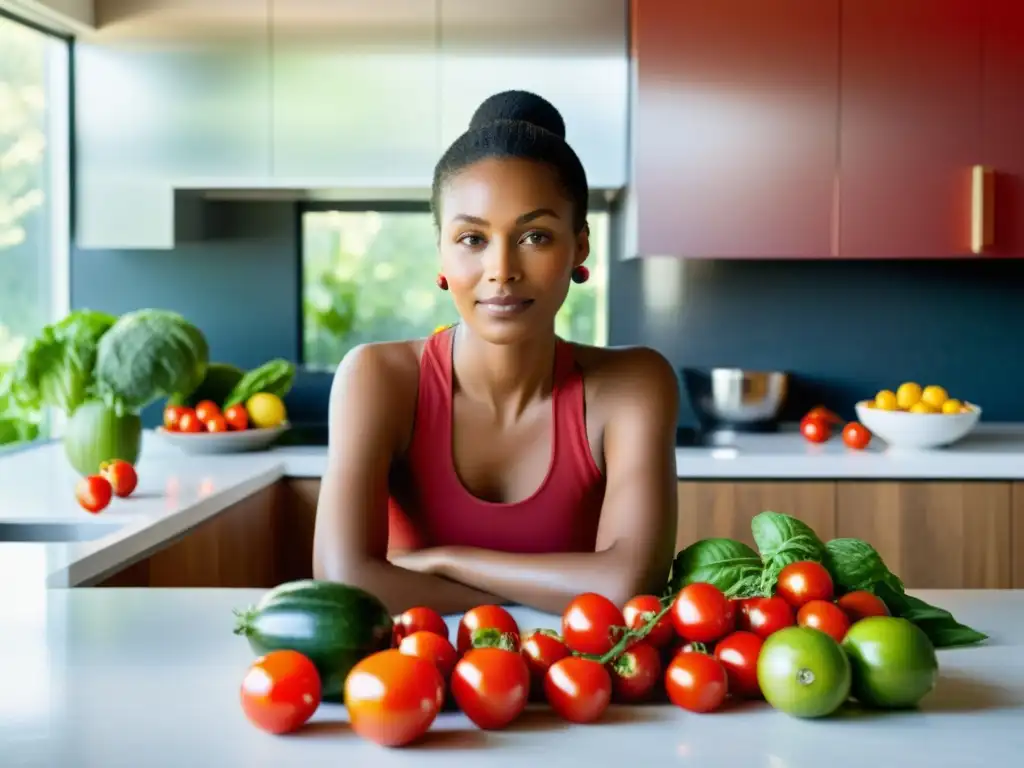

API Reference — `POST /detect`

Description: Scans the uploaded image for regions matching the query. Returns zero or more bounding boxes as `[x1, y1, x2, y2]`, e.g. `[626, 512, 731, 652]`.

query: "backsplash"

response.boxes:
[72, 201, 1024, 428]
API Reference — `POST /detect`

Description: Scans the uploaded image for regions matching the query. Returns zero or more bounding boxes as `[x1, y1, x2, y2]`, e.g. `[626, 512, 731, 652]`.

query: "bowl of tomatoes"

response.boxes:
[158, 399, 289, 454]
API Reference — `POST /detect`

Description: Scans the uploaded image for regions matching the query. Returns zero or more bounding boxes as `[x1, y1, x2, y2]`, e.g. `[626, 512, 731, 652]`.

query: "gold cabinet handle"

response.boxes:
[971, 165, 994, 254]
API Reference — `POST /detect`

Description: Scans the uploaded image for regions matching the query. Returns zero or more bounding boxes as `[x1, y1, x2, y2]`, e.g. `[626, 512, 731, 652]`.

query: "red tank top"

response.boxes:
[387, 327, 606, 554]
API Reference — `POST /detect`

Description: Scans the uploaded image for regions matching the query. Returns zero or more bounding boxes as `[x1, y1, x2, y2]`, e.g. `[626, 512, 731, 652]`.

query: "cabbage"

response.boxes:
[95, 309, 209, 413]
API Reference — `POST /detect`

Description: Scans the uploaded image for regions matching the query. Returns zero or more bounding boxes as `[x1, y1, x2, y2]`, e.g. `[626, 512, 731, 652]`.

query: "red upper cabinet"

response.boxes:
[838, 1, 982, 258]
[632, 0, 840, 259]
[982, 0, 1024, 257]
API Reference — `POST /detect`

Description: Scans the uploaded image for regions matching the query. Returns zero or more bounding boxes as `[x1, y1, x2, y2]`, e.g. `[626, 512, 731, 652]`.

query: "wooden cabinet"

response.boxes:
[1011, 484, 1024, 589]
[632, 0, 840, 258]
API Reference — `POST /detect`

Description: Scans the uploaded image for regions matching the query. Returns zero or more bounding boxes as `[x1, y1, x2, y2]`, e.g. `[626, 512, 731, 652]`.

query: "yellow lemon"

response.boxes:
[896, 382, 922, 410]
[874, 390, 898, 411]
[941, 399, 963, 414]
[909, 401, 937, 414]
[921, 385, 949, 409]
[246, 392, 287, 429]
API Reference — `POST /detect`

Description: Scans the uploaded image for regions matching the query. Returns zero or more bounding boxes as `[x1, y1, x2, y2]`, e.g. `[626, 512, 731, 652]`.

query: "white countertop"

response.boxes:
[1, 588, 1021, 767]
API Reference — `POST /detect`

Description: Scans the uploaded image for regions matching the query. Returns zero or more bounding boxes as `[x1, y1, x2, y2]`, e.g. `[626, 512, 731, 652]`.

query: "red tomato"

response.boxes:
[75, 474, 112, 514]
[457, 605, 519, 653]
[451, 648, 530, 730]
[733, 597, 758, 632]
[224, 403, 249, 431]
[562, 592, 627, 656]
[163, 405, 187, 431]
[194, 400, 220, 423]
[240, 650, 321, 735]
[205, 414, 229, 433]
[800, 415, 831, 444]
[98, 459, 138, 498]
[545, 656, 612, 724]
[670, 583, 735, 644]
[842, 421, 872, 450]
[713, 631, 764, 699]
[805, 406, 842, 425]
[399, 630, 459, 680]
[836, 590, 890, 622]
[177, 410, 201, 433]
[609, 641, 662, 703]
[520, 630, 571, 691]
[745, 596, 795, 639]
[775, 561, 834, 608]
[797, 599, 852, 643]
[344, 649, 444, 747]
[665, 651, 728, 713]
[395, 606, 449, 645]
[622, 594, 674, 649]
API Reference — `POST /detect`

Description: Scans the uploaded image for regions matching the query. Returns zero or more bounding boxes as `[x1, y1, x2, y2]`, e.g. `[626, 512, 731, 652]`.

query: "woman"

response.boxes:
[312, 90, 679, 615]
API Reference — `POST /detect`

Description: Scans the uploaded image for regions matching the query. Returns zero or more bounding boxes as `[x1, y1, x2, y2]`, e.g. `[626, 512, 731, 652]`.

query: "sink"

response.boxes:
[0, 521, 125, 543]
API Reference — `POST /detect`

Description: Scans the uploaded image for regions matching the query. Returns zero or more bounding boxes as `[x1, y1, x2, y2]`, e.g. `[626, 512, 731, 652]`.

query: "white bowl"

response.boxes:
[855, 402, 981, 450]
[155, 423, 290, 454]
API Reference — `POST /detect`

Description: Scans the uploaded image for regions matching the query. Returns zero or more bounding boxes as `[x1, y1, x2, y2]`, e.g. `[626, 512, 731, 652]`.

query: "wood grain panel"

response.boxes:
[836, 482, 1012, 589]
[676, 482, 836, 553]
[1011, 483, 1024, 589]
[277, 479, 320, 583]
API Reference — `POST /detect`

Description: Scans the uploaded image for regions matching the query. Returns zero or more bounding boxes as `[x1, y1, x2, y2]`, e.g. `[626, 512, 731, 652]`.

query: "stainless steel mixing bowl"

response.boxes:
[682, 368, 789, 429]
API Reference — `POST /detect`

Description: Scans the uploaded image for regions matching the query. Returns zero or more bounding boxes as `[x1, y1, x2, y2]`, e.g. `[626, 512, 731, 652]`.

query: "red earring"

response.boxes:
[436, 274, 448, 291]
[571, 265, 590, 284]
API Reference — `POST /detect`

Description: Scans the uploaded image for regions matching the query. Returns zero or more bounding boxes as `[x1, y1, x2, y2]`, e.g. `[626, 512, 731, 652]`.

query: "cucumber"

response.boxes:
[233, 580, 393, 701]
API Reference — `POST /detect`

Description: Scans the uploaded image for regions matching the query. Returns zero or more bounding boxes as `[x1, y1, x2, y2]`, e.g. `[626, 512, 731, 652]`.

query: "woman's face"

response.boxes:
[437, 157, 589, 345]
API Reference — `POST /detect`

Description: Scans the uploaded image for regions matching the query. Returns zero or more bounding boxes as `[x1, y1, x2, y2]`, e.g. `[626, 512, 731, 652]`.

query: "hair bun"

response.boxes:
[468, 90, 566, 139]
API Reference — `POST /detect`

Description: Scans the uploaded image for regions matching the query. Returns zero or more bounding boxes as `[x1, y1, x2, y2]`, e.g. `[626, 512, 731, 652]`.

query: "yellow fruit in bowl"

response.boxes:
[909, 401, 938, 414]
[921, 385, 949, 409]
[246, 392, 287, 429]
[942, 399, 963, 414]
[874, 390, 898, 410]
[896, 382, 922, 410]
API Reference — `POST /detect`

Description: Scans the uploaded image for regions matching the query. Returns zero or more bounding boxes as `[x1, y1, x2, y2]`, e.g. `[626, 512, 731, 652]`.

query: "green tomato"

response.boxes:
[757, 626, 851, 718]
[842, 617, 938, 709]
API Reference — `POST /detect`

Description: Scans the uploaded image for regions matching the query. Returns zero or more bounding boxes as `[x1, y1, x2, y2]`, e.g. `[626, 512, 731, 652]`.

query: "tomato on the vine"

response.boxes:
[836, 590, 889, 622]
[775, 561, 834, 608]
[395, 606, 449, 645]
[609, 641, 662, 703]
[399, 630, 459, 680]
[800, 415, 831, 444]
[451, 648, 530, 730]
[745, 596, 795, 639]
[457, 605, 519, 653]
[622, 594, 674, 648]
[670, 583, 735, 644]
[99, 459, 138, 498]
[344, 649, 444, 747]
[797, 599, 851, 643]
[713, 631, 764, 699]
[842, 421, 872, 450]
[562, 592, 626, 656]
[545, 656, 612, 723]
[665, 651, 728, 713]
[240, 650, 321, 735]
[75, 474, 112, 514]
[520, 630, 571, 691]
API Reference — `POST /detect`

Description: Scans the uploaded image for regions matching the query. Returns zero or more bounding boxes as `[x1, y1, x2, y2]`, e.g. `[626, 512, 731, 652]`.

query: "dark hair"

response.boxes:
[431, 90, 589, 233]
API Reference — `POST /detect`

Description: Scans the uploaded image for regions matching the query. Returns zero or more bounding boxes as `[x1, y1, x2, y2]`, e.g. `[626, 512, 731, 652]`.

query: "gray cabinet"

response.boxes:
[269, 0, 441, 185]
[438, 0, 629, 190]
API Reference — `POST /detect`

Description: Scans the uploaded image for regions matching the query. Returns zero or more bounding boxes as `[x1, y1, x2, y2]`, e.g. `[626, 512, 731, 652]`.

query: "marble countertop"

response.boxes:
[1, 588, 1021, 767]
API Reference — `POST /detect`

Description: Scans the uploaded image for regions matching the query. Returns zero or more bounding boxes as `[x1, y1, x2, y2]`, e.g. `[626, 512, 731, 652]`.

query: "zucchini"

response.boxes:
[233, 580, 393, 701]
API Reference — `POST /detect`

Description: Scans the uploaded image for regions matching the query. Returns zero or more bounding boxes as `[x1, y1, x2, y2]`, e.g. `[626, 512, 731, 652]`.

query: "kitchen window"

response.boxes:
[0, 11, 71, 448]
[300, 204, 609, 370]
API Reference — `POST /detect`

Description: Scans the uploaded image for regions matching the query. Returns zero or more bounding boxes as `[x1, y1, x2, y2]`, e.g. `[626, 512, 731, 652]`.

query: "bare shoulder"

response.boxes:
[570, 343, 680, 413]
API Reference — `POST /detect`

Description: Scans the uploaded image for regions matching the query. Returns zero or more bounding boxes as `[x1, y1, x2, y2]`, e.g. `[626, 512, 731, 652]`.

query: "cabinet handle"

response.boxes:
[971, 165, 994, 254]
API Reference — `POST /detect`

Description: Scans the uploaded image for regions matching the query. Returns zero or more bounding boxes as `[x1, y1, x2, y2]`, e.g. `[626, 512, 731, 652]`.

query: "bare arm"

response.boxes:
[397, 348, 680, 614]
[312, 343, 501, 615]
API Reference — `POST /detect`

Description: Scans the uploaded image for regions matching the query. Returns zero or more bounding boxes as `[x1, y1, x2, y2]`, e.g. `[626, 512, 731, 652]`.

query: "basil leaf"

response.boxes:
[751, 511, 828, 593]
[667, 538, 764, 598]
[872, 583, 988, 648]
[824, 538, 905, 593]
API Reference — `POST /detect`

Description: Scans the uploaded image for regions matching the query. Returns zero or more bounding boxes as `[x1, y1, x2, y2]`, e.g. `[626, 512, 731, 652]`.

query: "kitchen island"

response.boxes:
[1, 588, 1022, 767]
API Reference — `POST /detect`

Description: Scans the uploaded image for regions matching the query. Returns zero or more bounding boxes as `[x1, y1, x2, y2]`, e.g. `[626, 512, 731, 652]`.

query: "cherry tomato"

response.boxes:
[520, 630, 571, 692]
[344, 649, 444, 747]
[733, 597, 758, 632]
[609, 641, 662, 703]
[240, 650, 321, 735]
[665, 651, 728, 713]
[75, 474, 112, 514]
[399, 630, 459, 680]
[457, 605, 519, 653]
[745, 596, 795, 639]
[623, 594, 674, 648]
[836, 590, 890, 622]
[775, 561, 834, 608]
[545, 656, 612, 724]
[451, 648, 530, 730]
[99, 459, 138, 498]
[194, 400, 220, 423]
[163, 404, 187, 431]
[395, 606, 449, 645]
[805, 406, 842, 425]
[177, 410, 201, 433]
[713, 631, 764, 699]
[666, 638, 710, 661]
[224, 403, 249, 431]
[205, 414, 229, 433]
[842, 421, 872, 450]
[562, 592, 627, 656]
[800, 415, 830, 444]
[797, 599, 852, 643]
[670, 583, 735, 644]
